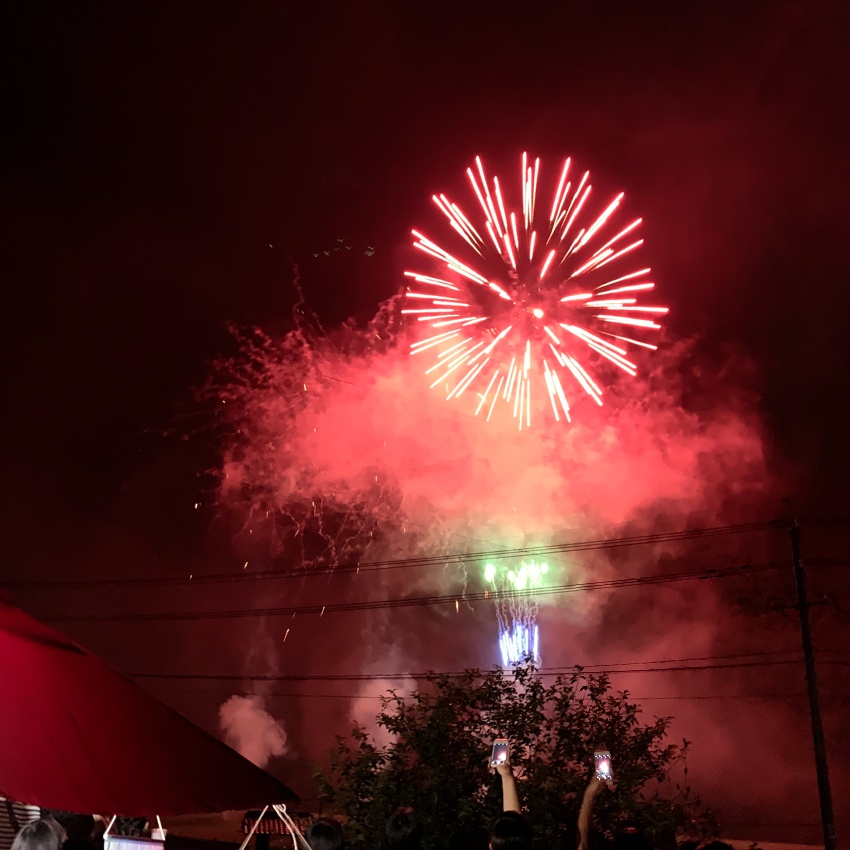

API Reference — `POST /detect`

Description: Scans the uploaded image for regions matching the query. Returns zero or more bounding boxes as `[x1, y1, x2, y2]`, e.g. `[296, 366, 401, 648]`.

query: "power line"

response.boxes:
[45, 561, 779, 623]
[144, 687, 828, 702]
[5, 519, 786, 590]
[128, 661, 802, 681]
[128, 650, 809, 682]
[132, 659, 849, 685]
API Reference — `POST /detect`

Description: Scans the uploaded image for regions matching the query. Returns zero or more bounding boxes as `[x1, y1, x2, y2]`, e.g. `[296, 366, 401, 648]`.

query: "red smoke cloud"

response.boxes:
[207, 293, 819, 833]
[217, 316, 771, 551]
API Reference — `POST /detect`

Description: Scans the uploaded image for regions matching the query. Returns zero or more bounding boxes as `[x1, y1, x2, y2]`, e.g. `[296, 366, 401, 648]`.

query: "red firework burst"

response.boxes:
[403, 154, 667, 429]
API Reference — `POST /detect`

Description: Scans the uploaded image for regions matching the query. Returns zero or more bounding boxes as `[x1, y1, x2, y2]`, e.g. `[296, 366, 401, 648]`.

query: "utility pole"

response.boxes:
[790, 520, 836, 850]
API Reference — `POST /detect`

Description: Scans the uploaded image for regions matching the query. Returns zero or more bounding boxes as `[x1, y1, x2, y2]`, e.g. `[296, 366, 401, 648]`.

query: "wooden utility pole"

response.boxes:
[790, 520, 836, 850]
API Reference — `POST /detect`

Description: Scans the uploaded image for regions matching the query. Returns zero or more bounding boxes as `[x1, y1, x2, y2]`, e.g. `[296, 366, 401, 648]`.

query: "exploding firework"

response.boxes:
[404, 154, 667, 428]
[484, 558, 548, 665]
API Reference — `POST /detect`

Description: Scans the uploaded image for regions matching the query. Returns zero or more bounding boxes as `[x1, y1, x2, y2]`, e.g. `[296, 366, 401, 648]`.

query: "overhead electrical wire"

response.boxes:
[143, 686, 831, 702]
[127, 649, 811, 682]
[9, 519, 788, 591]
[45, 560, 780, 623]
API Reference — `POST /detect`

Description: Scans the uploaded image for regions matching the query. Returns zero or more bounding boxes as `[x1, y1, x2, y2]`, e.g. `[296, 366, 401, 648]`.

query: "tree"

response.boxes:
[317, 664, 717, 850]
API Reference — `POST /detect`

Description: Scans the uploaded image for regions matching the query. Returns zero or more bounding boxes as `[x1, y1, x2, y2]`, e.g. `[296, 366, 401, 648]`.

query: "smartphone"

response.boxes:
[594, 750, 613, 781]
[491, 738, 510, 767]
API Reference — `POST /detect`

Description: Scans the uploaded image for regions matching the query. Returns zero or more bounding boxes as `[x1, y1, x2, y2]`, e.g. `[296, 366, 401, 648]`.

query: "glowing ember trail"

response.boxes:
[404, 154, 667, 428]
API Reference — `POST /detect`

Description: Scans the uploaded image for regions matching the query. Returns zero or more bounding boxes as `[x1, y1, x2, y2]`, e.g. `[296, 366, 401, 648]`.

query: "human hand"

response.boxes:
[585, 775, 608, 797]
[495, 760, 513, 777]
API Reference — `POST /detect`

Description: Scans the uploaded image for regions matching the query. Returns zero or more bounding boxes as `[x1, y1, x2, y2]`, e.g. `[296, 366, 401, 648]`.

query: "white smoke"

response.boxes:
[219, 694, 288, 768]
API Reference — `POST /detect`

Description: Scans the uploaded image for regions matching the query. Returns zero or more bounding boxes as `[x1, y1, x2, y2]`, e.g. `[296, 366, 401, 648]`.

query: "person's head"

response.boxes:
[490, 811, 531, 850]
[65, 815, 96, 844]
[305, 819, 344, 850]
[386, 808, 421, 850]
[613, 829, 652, 850]
[11, 819, 65, 850]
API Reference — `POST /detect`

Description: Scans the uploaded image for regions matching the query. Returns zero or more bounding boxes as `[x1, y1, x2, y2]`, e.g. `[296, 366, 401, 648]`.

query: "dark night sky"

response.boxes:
[2, 0, 850, 841]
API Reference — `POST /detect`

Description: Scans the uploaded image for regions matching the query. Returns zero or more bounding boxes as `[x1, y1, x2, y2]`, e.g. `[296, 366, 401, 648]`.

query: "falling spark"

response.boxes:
[405, 154, 667, 427]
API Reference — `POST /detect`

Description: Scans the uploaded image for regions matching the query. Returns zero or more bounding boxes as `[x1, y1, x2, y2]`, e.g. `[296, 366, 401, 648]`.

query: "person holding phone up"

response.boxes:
[489, 742, 532, 850]
[577, 750, 614, 850]
[489, 741, 613, 850]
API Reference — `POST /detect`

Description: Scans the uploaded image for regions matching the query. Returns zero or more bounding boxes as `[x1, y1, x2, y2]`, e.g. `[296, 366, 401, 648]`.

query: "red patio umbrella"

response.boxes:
[0, 597, 298, 815]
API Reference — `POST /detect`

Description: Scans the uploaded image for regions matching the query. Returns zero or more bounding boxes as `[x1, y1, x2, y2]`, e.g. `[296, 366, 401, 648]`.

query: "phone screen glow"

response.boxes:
[491, 740, 509, 765]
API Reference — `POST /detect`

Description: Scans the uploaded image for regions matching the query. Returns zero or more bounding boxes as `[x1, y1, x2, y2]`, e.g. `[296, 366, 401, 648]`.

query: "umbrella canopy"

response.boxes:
[0, 598, 298, 815]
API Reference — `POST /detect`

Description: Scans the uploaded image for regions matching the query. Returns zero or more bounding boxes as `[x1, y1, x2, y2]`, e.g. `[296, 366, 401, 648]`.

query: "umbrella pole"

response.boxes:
[236, 806, 268, 850]
[273, 804, 308, 850]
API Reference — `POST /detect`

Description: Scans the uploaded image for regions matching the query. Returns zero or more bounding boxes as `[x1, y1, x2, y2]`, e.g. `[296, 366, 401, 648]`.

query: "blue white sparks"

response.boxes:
[484, 558, 548, 667]
[499, 622, 540, 666]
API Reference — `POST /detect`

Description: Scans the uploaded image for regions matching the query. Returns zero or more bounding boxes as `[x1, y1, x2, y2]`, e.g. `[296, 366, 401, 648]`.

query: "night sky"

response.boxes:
[3, 1, 850, 843]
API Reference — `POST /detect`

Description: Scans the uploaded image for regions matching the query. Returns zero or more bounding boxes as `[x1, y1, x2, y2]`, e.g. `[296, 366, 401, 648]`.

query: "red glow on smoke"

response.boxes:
[213, 296, 788, 836]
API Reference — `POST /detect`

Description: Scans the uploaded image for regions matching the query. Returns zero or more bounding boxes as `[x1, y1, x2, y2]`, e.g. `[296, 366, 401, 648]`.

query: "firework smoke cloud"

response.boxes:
[208, 152, 787, 821]
[219, 694, 288, 768]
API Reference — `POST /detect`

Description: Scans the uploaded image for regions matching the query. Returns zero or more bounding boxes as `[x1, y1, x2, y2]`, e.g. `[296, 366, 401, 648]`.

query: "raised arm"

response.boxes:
[577, 777, 605, 850]
[496, 761, 521, 813]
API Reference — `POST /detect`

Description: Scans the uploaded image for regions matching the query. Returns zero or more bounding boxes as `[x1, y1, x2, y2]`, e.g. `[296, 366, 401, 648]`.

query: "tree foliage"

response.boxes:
[317, 665, 717, 850]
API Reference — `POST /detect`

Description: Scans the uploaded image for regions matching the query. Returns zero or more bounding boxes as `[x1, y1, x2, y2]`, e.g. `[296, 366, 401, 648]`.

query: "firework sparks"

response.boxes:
[499, 623, 539, 667]
[404, 155, 667, 427]
[484, 559, 547, 666]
